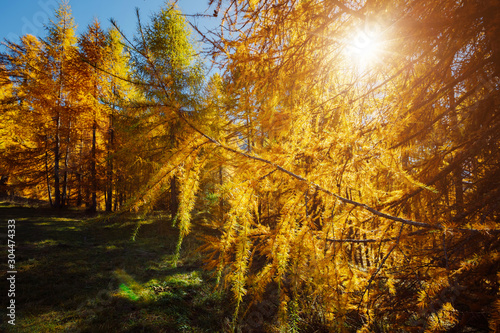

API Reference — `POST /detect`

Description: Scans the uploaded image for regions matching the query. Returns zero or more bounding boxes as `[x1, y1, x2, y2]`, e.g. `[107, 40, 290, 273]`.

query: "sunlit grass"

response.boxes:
[0, 202, 232, 332]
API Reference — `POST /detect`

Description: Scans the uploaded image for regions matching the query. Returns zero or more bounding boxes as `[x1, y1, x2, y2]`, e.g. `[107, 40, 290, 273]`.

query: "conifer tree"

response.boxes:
[77, 19, 110, 212]
[125, 3, 204, 225]
[104, 28, 125, 211]
[44, 0, 78, 208]
[149, 0, 500, 330]
[0, 64, 16, 197]
[1, 33, 62, 203]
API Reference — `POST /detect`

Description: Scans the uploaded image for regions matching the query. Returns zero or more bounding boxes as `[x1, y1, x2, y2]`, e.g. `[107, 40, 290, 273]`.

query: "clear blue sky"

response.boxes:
[0, 0, 219, 48]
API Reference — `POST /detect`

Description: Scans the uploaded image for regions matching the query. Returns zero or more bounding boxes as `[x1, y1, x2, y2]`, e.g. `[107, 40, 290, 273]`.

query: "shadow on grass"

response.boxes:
[0, 202, 232, 333]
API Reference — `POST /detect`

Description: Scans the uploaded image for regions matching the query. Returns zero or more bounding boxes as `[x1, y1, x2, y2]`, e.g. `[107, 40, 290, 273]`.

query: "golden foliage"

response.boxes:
[2, 0, 500, 331]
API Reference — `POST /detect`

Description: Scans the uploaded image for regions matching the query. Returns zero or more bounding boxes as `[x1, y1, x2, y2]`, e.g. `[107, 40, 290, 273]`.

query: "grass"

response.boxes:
[0, 201, 232, 332]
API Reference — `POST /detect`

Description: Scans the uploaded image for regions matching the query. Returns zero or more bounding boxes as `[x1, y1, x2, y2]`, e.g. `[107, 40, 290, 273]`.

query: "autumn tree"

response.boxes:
[136, 0, 500, 331]
[0, 63, 16, 197]
[0, 29, 72, 204]
[122, 3, 204, 229]
[103, 27, 133, 211]
[0, 2, 134, 211]
[75, 19, 113, 213]
[1, 0, 499, 330]
[42, 1, 79, 208]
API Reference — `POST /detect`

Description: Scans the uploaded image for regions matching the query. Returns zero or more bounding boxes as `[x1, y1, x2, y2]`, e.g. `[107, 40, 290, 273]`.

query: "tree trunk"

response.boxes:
[61, 118, 71, 207]
[113, 185, 119, 211]
[54, 113, 61, 208]
[89, 72, 98, 213]
[77, 173, 82, 206]
[105, 114, 114, 212]
[219, 166, 224, 222]
[170, 175, 179, 219]
[45, 135, 53, 208]
[448, 73, 464, 218]
[90, 120, 97, 213]
[76, 140, 83, 206]
[169, 125, 179, 219]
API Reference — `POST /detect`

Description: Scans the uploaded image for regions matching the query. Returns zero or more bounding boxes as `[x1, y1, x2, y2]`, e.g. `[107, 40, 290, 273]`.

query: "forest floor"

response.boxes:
[0, 200, 232, 332]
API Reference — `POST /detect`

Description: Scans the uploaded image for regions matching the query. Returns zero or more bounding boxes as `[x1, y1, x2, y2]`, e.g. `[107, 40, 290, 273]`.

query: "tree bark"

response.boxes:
[61, 118, 71, 207]
[90, 119, 97, 213]
[105, 113, 114, 212]
[76, 140, 83, 206]
[448, 70, 464, 218]
[45, 135, 53, 208]
[54, 112, 61, 208]
[170, 175, 179, 218]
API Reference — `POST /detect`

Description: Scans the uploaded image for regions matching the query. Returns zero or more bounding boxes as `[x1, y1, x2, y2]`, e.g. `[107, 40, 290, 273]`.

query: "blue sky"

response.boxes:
[0, 0, 219, 48]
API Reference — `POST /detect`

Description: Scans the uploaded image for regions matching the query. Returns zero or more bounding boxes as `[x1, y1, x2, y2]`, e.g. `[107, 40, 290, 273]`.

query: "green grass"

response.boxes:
[0, 201, 232, 332]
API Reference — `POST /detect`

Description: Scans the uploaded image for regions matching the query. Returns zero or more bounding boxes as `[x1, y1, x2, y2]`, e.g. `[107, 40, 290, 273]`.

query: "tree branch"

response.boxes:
[134, 23, 500, 237]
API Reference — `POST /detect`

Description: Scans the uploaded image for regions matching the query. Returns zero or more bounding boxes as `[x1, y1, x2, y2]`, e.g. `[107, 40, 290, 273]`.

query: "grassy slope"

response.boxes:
[0, 201, 231, 332]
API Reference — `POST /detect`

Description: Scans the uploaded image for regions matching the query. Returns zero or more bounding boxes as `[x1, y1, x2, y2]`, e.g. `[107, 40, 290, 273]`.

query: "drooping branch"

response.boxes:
[131, 12, 500, 238]
[323, 229, 428, 244]
[174, 110, 500, 235]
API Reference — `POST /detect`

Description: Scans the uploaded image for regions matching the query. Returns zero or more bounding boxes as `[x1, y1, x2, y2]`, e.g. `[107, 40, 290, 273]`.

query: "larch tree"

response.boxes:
[123, 2, 205, 239]
[1, 0, 499, 330]
[43, 0, 79, 208]
[130, 0, 500, 331]
[77, 19, 111, 213]
[97, 26, 137, 212]
[1, 2, 138, 212]
[0, 2, 82, 207]
[104, 27, 130, 211]
[0, 63, 16, 197]
[1, 33, 62, 203]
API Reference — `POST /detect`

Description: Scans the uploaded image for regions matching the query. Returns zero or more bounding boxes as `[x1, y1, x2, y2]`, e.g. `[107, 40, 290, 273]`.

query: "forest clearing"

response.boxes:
[1, 0, 500, 331]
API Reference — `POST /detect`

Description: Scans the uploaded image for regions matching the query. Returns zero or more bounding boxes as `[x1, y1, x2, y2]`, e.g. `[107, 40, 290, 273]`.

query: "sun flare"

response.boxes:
[350, 30, 381, 67]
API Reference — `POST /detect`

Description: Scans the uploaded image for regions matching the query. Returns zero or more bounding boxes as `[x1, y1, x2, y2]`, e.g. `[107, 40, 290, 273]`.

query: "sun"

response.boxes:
[343, 18, 388, 73]
[350, 30, 381, 67]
